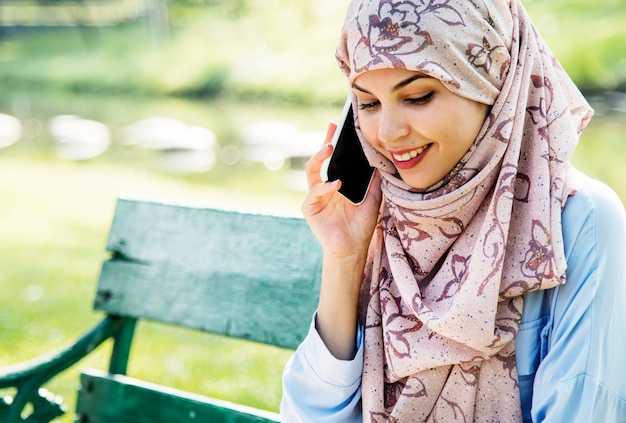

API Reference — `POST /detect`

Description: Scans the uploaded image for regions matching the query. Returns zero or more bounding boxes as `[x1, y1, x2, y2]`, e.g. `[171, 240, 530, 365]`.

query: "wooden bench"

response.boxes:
[0, 197, 322, 423]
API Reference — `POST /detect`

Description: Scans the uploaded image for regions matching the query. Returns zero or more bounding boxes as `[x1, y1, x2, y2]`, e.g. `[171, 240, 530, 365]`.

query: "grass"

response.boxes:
[1, 1, 625, 420]
[0, 1, 350, 104]
[573, 113, 626, 199]
[524, 0, 626, 93]
[1, 107, 624, 421]
[0, 0, 625, 103]
[0, 157, 304, 421]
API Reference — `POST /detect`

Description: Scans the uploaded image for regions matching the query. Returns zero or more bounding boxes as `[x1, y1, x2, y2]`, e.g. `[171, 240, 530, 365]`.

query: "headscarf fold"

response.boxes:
[335, 0, 593, 421]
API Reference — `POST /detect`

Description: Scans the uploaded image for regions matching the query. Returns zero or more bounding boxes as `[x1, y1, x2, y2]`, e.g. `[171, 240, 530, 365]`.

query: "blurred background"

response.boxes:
[1, 0, 625, 421]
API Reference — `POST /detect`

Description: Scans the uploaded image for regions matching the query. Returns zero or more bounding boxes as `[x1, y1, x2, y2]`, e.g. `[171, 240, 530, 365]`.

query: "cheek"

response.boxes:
[357, 115, 380, 148]
[448, 102, 488, 147]
[464, 101, 489, 132]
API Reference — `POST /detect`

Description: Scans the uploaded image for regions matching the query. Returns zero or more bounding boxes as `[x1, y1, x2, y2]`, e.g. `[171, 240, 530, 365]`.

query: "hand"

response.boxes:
[302, 122, 382, 259]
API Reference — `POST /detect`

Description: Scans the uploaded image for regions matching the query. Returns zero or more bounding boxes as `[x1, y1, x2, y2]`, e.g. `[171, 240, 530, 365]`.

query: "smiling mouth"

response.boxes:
[392, 144, 431, 162]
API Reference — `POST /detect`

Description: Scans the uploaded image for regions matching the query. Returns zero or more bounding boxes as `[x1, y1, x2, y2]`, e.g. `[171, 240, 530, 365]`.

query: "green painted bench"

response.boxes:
[0, 197, 322, 422]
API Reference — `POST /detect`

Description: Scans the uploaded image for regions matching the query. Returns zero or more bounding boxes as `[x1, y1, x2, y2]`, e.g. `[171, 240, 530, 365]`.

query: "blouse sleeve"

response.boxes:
[280, 314, 364, 422]
[531, 172, 626, 422]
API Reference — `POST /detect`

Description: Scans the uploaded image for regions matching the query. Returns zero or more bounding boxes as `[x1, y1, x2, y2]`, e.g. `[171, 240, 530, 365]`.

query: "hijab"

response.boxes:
[335, 0, 593, 421]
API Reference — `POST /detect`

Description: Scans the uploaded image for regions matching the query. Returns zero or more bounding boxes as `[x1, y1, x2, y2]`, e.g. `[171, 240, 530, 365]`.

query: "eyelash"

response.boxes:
[358, 92, 435, 110]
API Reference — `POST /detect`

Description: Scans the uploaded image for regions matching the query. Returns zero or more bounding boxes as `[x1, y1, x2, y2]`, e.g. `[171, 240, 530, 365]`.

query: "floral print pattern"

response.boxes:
[351, 0, 465, 72]
[336, 0, 594, 421]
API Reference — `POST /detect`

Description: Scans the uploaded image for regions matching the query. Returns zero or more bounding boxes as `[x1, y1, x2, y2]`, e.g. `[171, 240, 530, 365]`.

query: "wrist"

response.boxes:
[323, 249, 368, 266]
[317, 250, 366, 360]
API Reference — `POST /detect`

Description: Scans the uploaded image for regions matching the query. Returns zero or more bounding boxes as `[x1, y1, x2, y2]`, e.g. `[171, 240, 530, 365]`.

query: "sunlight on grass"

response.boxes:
[1, 110, 624, 421]
[1, 1, 624, 420]
[0, 158, 303, 422]
[573, 113, 626, 202]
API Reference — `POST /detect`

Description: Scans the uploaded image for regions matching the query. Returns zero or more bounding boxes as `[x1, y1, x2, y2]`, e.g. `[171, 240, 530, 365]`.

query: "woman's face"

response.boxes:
[353, 68, 489, 190]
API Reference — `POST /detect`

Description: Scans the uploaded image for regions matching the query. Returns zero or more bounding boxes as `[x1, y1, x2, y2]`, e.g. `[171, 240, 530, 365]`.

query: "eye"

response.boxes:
[406, 91, 434, 105]
[358, 100, 380, 111]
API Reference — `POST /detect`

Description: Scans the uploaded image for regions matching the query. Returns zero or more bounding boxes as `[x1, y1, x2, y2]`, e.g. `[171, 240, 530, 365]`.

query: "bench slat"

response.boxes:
[94, 198, 322, 350]
[76, 369, 280, 423]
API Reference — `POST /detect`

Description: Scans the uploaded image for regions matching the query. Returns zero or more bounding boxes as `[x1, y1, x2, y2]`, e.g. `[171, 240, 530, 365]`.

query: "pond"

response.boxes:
[1, 89, 345, 197]
[1, 88, 625, 203]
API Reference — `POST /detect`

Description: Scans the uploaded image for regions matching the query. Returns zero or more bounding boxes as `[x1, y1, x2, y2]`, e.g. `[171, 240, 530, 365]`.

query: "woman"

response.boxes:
[282, 0, 626, 422]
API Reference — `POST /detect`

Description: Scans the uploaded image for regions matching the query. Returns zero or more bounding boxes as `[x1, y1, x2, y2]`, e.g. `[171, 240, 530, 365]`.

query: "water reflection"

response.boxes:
[0, 89, 340, 196]
[1, 89, 624, 200]
[240, 120, 322, 171]
[122, 116, 217, 173]
[0, 113, 21, 148]
[50, 115, 111, 160]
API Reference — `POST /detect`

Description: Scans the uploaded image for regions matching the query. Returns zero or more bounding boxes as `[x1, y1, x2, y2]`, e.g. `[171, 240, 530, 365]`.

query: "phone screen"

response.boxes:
[322, 98, 375, 204]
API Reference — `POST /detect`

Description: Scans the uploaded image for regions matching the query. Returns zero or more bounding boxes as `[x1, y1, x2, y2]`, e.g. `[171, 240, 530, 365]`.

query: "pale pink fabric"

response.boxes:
[335, 0, 593, 421]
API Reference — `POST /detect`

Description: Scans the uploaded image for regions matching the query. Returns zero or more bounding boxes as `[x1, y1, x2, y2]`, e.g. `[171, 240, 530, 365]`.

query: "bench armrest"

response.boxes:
[0, 316, 121, 423]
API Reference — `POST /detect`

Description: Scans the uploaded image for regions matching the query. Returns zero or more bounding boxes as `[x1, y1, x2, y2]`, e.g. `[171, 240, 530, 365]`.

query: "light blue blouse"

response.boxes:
[281, 171, 626, 422]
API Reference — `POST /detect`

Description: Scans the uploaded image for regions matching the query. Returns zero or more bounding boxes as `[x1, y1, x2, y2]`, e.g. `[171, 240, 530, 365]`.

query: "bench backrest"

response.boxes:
[75, 198, 322, 423]
[0, 197, 323, 423]
[95, 197, 322, 350]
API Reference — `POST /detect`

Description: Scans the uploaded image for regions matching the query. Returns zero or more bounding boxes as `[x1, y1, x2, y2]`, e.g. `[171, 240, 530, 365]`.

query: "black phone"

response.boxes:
[321, 97, 375, 204]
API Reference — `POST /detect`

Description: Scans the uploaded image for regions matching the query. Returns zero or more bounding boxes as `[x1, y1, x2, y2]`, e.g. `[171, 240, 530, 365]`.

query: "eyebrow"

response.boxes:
[352, 73, 428, 94]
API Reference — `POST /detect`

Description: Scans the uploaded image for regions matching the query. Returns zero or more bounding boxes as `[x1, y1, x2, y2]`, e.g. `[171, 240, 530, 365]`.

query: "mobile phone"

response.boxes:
[321, 97, 375, 204]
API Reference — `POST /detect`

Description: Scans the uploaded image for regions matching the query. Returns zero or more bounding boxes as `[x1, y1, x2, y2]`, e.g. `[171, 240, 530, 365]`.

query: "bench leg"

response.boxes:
[108, 317, 137, 375]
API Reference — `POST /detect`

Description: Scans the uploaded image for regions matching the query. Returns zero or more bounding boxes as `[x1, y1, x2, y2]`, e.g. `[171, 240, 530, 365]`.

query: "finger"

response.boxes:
[365, 170, 383, 206]
[324, 121, 338, 145]
[305, 121, 337, 189]
[305, 143, 333, 187]
[302, 179, 341, 213]
[313, 179, 341, 198]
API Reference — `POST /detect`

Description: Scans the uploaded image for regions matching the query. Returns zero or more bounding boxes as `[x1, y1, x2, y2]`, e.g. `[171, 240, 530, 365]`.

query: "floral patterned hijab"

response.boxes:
[336, 0, 593, 421]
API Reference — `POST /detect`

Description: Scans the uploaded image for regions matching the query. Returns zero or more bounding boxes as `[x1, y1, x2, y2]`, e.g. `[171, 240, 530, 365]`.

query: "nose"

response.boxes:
[377, 106, 410, 145]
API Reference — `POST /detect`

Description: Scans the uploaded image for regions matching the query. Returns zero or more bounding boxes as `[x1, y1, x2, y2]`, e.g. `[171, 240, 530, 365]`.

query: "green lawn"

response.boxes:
[1, 0, 625, 102]
[0, 158, 304, 421]
[1, 1, 625, 420]
[0, 1, 350, 104]
[2, 107, 625, 421]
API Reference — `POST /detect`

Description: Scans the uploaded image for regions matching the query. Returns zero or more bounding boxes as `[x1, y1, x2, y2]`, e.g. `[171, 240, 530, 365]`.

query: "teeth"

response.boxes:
[393, 145, 427, 162]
